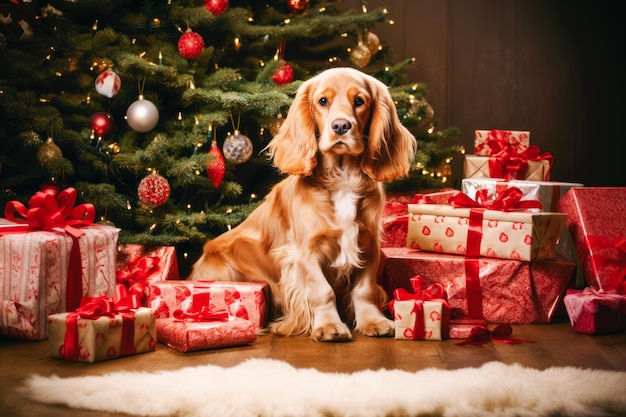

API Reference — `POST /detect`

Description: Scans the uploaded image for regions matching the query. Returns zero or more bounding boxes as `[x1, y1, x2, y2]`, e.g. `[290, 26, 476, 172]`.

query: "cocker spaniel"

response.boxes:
[189, 67, 417, 342]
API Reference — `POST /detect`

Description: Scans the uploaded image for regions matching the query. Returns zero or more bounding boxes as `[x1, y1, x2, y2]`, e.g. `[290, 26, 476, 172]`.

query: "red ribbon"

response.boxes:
[172, 307, 229, 322]
[486, 134, 553, 181]
[116, 256, 162, 302]
[1, 186, 96, 311]
[388, 275, 450, 340]
[448, 188, 542, 212]
[455, 324, 534, 347]
[63, 284, 139, 361]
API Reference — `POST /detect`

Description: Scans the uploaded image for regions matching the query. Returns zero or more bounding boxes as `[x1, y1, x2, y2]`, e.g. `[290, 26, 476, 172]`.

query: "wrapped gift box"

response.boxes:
[378, 247, 576, 323]
[48, 300, 157, 363]
[0, 223, 119, 340]
[116, 244, 180, 282]
[558, 187, 626, 292]
[382, 190, 458, 248]
[564, 288, 626, 335]
[407, 202, 566, 261]
[157, 316, 256, 352]
[474, 130, 530, 156]
[147, 280, 269, 329]
[464, 154, 550, 181]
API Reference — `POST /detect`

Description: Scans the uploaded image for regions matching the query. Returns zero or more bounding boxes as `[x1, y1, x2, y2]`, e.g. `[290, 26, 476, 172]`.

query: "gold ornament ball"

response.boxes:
[37, 137, 63, 166]
[269, 115, 285, 137]
[365, 31, 381, 55]
[19, 130, 43, 148]
[350, 43, 372, 68]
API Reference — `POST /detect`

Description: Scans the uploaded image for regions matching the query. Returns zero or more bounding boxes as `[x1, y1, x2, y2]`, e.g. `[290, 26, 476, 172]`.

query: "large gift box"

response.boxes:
[406, 190, 567, 261]
[564, 288, 626, 335]
[48, 292, 157, 362]
[558, 187, 626, 292]
[379, 247, 576, 323]
[388, 275, 450, 340]
[147, 280, 270, 329]
[474, 130, 530, 156]
[1, 187, 120, 340]
[157, 315, 256, 353]
[382, 190, 458, 248]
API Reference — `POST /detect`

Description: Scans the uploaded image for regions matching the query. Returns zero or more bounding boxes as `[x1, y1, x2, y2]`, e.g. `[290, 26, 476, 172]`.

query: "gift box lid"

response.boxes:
[408, 203, 566, 224]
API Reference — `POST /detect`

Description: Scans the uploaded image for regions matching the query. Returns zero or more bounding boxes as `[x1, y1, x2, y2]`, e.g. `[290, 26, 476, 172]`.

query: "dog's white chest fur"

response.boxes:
[330, 186, 363, 273]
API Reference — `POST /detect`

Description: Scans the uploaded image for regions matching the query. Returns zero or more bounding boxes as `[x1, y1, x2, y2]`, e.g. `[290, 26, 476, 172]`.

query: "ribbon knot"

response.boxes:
[486, 135, 553, 181]
[116, 256, 162, 301]
[388, 275, 448, 316]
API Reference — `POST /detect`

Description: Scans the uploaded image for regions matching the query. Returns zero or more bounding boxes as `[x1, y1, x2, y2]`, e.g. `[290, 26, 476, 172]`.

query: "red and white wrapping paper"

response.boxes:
[382, 190, 459, 248]
[48, 289, 156, 362]
[147, 280, 269, 329]
[157, 316, 256, 353]
[388, 275, 450, 340]
[564, 288, 626, 335]
[558, 187, 626, 292]
[474, 130, 530, 156]
[0, 223, 119, 340]
[407, 190, 566, 261]
[378, 247, 576, 323]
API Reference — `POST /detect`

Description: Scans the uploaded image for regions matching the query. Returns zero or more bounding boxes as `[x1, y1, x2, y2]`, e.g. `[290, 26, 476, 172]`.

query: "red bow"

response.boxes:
[487, 135, 553, 181]
[388, 275, 448, 317]
[455, 324, 534, 347]
[448, 188, 542, 212]
[116, 256, 162, 300]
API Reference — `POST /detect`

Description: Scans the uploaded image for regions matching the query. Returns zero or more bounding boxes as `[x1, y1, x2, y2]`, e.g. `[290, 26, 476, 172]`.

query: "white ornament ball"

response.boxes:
[126, 96, 159, 132]
[223, 131, 253, 164]
[95, 68, 121, 98]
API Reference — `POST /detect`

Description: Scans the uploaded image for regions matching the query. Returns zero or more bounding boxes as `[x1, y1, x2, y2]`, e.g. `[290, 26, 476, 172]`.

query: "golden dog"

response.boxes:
[189, 67, 417, 342]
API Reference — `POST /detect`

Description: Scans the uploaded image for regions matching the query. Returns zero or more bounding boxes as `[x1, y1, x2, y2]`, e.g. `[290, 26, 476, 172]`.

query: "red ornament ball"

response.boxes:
[272, 62, 294, 85]
[206, 141, 226, 188]
[89, 112, 115, 138]
[137, 173, 171, 207]
[204, 0, 228, 16]
[287, 0, 310, 13]
[178, 30, 205, 59]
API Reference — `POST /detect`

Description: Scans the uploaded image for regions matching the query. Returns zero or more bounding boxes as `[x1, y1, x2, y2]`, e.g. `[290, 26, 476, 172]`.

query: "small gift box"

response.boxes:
[558, 187, 626, 292]
[564, 288, 626, 335]
[157, 311, 256, 353]
[382, 189, 459, 248]
[474, 130, 530, 156]
[379, 247, 576, 324]
[48, 286, 157, 362]
[463, 154, 551, 181]
[147, 280, 269, 329]
[407, 189, 566, 261]
[388, 275, 450, 340]
[1, 186, 119, 340]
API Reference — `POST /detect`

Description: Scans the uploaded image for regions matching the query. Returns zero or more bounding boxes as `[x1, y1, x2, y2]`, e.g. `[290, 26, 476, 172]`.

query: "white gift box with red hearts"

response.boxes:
[406, 203, 567, 261]
[393, 299, 446, 341]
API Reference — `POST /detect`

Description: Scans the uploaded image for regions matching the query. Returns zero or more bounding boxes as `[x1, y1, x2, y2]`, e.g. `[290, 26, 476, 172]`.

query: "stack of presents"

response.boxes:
[0, 130, 624, 363]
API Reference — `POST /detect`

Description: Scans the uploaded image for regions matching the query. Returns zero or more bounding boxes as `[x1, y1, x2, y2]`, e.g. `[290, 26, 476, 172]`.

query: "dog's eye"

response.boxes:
[354, 97, 365, 107]
[318, 97, 328, 106]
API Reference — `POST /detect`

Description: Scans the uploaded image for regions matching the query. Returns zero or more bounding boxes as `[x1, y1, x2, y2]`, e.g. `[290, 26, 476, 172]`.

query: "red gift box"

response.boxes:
[382, 189, 458, 248]
[146, 280, 269, 329]
[378, 247, 576, 324]
[564, 288, 626, 335]
[558, 187, 626, 292]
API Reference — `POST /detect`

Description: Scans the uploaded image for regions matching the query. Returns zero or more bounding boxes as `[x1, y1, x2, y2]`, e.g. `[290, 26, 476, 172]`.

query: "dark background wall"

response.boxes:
[344, 0, 625, 187]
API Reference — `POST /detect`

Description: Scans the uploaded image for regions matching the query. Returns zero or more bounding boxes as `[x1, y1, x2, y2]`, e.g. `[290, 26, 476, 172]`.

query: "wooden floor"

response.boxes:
[1, 321, 625, 417]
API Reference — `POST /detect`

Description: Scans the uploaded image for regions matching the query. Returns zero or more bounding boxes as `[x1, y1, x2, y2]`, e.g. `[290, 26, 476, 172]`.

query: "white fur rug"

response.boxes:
[19, 359, 626, 417]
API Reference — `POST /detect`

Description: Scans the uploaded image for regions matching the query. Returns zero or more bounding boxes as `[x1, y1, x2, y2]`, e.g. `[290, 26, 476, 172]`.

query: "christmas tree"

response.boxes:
[0, 0, 458, 271]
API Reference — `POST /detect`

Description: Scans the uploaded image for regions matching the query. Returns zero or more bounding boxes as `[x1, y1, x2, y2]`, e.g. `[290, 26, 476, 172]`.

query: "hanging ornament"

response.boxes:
[37, 137, 63, 166]
[287, 0, 310, 14]
[350, 42, 371, 68]
[269, 114, 285, 137]
[126, 95, 159, 132]
[18, 130, 43, 148]
[206, 140, 226, 188]
[223, 131, 253, 164]
[272, 62, 294, 85]
[89, 112, 115, 138]
[204, 0, 228, 16]
[94, 68, 121, 98]
[364, 30, 381, 56]
[178, 29, 205, 59]
[137, 172, 171, 207]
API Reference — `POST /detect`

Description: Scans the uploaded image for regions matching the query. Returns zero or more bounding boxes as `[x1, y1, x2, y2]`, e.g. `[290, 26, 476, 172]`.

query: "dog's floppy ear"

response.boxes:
[266, 78, 318, 175]
[361, 77, 417, 183]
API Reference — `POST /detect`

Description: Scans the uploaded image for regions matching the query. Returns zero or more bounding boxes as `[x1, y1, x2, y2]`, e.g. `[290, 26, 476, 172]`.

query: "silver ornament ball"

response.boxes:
[126, 96, 159, 132]
[223, 132, 253, 164]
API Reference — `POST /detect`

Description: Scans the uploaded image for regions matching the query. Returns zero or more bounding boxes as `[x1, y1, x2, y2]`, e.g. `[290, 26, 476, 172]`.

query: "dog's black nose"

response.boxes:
[331, 119, 352, 135]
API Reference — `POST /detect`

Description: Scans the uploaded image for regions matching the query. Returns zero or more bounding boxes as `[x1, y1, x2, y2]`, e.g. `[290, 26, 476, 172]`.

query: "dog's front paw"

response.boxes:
[358, 318, 395, 337]
[311, 322, 353, 342]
